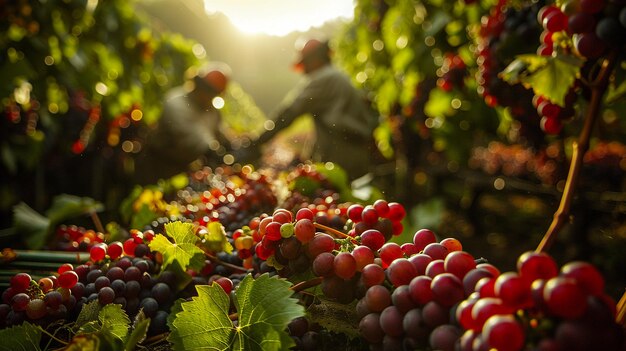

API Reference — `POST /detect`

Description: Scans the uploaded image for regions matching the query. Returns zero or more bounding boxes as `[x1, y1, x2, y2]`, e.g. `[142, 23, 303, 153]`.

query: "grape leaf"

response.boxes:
[125, 311, 150, 351]
[99, 304, 131, 341]
[203, 221, 234, 255]
[0, 322, 42, 351]
[169, 273, 305, 351]
[75, 300, 102, 329]
[500, 54, 582, 106]
[149, 221, 204, 271]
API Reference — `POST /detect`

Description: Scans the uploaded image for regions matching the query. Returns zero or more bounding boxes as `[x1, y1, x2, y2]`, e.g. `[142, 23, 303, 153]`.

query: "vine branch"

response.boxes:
[536, 51, 618, 253]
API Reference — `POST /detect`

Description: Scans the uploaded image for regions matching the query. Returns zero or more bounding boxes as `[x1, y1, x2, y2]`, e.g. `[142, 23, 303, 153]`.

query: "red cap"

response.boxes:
[196, 62, 231, 94]
[202, 70, 228, 94]
[293, 39, 329, 71]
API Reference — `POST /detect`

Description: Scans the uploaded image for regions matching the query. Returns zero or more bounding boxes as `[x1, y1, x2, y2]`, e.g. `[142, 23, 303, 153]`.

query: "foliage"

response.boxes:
[169, 274, 305, 351]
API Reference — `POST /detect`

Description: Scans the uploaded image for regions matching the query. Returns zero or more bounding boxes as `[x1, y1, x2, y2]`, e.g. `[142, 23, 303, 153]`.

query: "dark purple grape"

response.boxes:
[124, 266, 142, 282]
[94, 276, 111, 291]
[151, 282, 171, 305]
[111, 279, 126, 296]
[139, 297, 159, 318]
[148, 310, 169, 335]
[106, 267, 125, 281]
[125, 280, 141, 298]
[98, 287, 115, 305]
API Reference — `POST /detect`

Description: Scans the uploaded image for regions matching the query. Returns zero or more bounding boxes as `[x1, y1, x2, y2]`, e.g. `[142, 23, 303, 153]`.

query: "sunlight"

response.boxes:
[204, 0, 354, 36]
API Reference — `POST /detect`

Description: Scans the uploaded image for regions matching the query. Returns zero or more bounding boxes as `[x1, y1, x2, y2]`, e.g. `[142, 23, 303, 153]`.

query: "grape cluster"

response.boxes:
[53, 225, 106, 252]
[457, 251, 624, 351]
[475, 0, 546, 143]
[0, 269, 77, 328]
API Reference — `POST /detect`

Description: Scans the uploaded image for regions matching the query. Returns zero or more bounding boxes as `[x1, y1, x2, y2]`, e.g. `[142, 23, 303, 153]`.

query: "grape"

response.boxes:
[287, 316, 309, 337]
[110, 279, 126, 296]
[431, 273, 465, 307]
[107, 241, 124, 260]
[429, 324, 461, 351]
[264, 222, 282, 241]
[134, 243, 150, 257]
[413, 229, 437, 251]
[471, 297, 511, 329]
[386, 258, 418, 287]
[134, 259, 150, 273]
[280, 222, 294, 238]
[294, 219, 315, 243]
[573, 32, 607, 59]
[455, 298, 478, 331]
[391, 285, 417, 314]
[334, 252, 357, 280]
[352, 245, 375, 271]
[378, 242, 403, 267]
[408, 253, 433, 276]
[400, 243, 419, 256]
[11, 293, 30, 311]
[86, 269, 103, 283]
[403, 308, 429, 339]
[113, 296, 127, 309]
[90, 243, 108, 262]
[462, 268, 494, 296]
[151, 282, 171, 305]
[444, 251, 476, 279]
[98, 287, 115, 305]
[139, 297, 159, 318]
[421, 301, 450, 329]
[516, 251, 558, 283]
[580, 0, 605, 14]
[425, 259, 445, 278]
[306, 233, 335, 258]
[567, 12, 596, 33]
[215, 277, 234, 295]
[279, 236, 302, 260]
[116, 257, 133, 270]
[123, 238, 137, 256]
[26, 298, 47, 320]
[57, 263, 74, 274]
[365, 285, 391, 313]
[373, 199, 389, 217]
[408, 276, 433, 306]
[10, 273, 32, 292]
[494, 272, 531, 308]
[560, 261, 604, 296]
[295, 208, 314, 221]
[379, 305, 404, 337]
[543, 277, 588, 318]
[423, 243, 449, 260]
[475, 277, 496, 297]
[94, 276, 111, 291]
[359, 312, 384, 344]
[361, 205, 378, 225]
[124, 266, 142, 282]
[44, 290, 63, 309]
[272, 209, 292, 224]
[482, 314, 525, 351]
[38, 277, 54, 293]
[347, 204, 364, 222]
[440, 238, 462, 252]
[361, 263, 386, 288]
[542, 10, 568, 32]
[386, 202, 405, 222]
[321, 275, 355, 303]
[360, 229, 385, 251]
[312, 252, 335, 277]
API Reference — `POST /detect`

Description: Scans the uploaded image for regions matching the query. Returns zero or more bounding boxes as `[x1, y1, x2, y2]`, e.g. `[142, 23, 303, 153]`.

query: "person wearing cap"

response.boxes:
[247, 39, 378, 181]
[135, 63, 232, 184]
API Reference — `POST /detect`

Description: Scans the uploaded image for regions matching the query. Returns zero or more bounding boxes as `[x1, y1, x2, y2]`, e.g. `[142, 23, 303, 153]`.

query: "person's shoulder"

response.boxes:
[164, 86, 187, 101]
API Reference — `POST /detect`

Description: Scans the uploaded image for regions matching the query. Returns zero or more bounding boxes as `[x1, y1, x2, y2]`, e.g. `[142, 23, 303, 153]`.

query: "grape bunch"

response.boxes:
[475, 0, 546, 143]
[0, 269, 78, 328]
[52, 224, 106, 252]
[356, 229, 491, 350]
[456, 251, 625, 351]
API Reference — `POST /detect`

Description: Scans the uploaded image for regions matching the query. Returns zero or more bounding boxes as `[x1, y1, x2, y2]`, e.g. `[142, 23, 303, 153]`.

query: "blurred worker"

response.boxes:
[248, 39, 378, 181]
[135, 63, 232, 184]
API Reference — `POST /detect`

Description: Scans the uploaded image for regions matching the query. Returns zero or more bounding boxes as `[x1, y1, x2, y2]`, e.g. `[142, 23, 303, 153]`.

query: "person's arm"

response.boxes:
[253, 76, 327, 145]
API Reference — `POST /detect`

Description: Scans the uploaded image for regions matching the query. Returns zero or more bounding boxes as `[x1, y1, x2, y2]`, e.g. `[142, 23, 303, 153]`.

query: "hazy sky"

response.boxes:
[204, 0, 355, 36]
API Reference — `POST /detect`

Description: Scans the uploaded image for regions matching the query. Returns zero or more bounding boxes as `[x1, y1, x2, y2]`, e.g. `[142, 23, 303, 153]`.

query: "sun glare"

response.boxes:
[204, 0, 354, 36]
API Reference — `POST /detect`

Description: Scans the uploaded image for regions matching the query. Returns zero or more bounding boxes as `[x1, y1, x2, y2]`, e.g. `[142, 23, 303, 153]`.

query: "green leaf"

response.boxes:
[99, 304, 131, 341]
[45, 194, 104, 224]
[75, 300, 102, 329]
[12, 202, 50, 250]
[168, 283, 233, 350]
[500, 54, 581, 106]
[307, 300, 360, 340]
[169, 274, 305, 351]
[149, 221, 204, 271]
[130, 203, 159, 231]
[203, 221, 233, 255]
[0, 322, 42, 351]
[125, 311, 150, 351]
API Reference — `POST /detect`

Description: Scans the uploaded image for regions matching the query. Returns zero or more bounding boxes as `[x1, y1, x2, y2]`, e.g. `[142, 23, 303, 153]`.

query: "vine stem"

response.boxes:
[617, 289, 626, 326]
[536, 52, 618, 253]
[290, 276, 323, 293]
[90, 211, 105, 235]
[313, 222, 358, 244]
